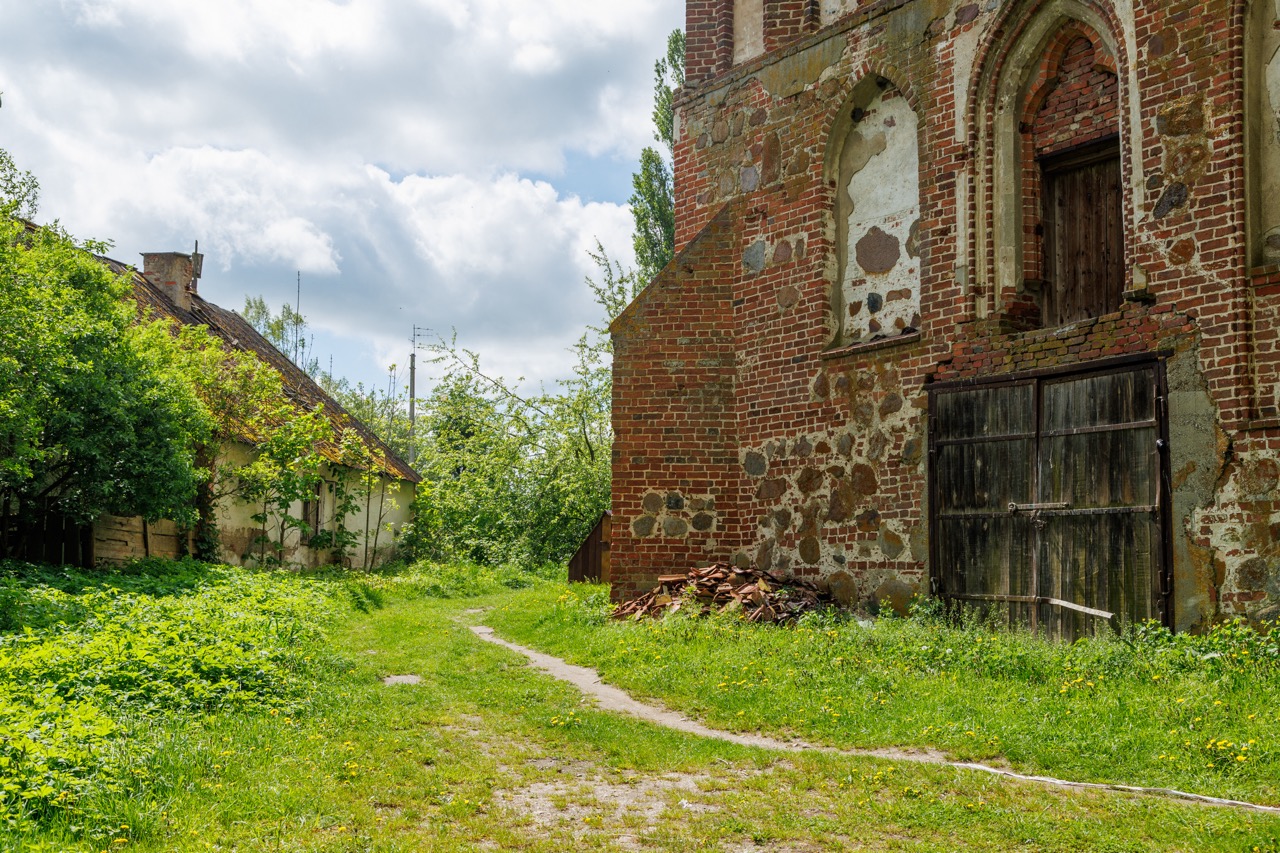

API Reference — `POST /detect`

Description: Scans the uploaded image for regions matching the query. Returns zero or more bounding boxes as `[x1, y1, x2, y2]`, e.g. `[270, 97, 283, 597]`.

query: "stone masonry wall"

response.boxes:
[613, 0, 1280, 626]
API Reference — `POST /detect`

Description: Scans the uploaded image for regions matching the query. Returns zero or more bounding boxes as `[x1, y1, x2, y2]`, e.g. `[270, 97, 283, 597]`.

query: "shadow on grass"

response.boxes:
[1, 556, 226, 597]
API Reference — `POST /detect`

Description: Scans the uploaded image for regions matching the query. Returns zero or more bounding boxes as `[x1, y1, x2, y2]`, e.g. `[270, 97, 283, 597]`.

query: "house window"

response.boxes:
[1040, 137, 1124, 326]
[301, 483, 322, 534]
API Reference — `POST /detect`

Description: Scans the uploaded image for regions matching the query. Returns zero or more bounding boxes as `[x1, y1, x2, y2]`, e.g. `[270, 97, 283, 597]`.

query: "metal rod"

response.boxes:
[949, 593, 1115, 621]
[1040, 419, 1158, 438]
[939, 504, 1157, 520]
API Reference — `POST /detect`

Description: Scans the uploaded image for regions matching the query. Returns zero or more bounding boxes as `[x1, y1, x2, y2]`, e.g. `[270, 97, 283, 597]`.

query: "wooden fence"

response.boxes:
[568, 511, 611, 583]
[5, 511, 95, 567]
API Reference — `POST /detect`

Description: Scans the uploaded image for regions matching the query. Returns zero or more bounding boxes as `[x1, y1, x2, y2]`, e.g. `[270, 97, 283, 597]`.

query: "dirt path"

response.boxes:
[470, 624, 1280, 816]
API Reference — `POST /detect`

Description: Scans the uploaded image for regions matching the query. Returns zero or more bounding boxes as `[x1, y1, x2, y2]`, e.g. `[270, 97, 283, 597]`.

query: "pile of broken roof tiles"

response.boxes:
[612, 562, 833, 625]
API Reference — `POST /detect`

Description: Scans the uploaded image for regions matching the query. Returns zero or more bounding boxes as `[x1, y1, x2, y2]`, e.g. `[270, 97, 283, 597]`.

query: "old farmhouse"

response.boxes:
[609, 0, 1280, 635]
[91, 249, 419, 568]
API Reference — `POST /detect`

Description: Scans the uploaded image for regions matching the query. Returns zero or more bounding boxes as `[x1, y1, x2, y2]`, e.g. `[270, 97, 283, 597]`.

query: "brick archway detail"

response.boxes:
[964, 0, 1132, 321]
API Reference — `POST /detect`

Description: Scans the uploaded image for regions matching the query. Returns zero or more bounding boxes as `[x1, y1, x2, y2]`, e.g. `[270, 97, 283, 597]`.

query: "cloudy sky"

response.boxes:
[0, 0, 683, 393]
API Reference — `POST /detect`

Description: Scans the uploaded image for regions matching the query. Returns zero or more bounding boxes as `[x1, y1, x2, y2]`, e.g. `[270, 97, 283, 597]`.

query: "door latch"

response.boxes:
[1007, 501, 1070, 513]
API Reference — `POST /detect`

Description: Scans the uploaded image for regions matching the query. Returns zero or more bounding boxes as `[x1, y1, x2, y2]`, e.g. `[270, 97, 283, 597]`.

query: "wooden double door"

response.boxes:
[928, 362, 1171, 638]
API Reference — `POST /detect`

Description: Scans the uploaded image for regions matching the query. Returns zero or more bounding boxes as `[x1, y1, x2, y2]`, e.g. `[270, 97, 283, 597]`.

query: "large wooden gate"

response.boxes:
[928, 360, 1171, 638]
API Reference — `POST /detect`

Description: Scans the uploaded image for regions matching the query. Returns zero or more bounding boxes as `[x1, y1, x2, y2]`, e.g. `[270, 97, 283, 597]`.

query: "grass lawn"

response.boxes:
[1, 561, 1279, 851]
[487, 584, 1280, 806]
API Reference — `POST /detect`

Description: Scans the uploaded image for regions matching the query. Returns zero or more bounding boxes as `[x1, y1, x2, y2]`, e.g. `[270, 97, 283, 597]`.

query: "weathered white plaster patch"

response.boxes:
[838, 89, 921, 342]
[820, 0, 858, 26]
[734, 0, 765, 64]
[1266, 46, 1280, 143]
[951, 17, 990, 142]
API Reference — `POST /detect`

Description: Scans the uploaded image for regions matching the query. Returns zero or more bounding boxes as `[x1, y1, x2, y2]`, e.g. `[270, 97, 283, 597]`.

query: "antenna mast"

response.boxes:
[408, 325, 419, 468]
[294, 271, 302, 364]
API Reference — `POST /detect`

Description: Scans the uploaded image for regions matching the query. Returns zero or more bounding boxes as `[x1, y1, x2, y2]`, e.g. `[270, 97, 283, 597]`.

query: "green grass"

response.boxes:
[3, 561, 1280, 850]
[486, 583, 1280, 806]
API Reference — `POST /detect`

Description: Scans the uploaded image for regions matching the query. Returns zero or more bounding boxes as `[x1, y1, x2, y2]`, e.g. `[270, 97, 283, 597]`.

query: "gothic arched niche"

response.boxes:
[1020, 22, 1122, 326]
[829, 76, 921, 345]
[968, 0, 1130, 325]
[1248, 0, 1280, 265]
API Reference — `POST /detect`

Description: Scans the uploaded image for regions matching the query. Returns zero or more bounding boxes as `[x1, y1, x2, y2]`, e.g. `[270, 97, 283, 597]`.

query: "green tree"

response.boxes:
[652, 30, 686, 154]
[148, 322, 290, 559]
[243, 294, 413, 462]
[400, 31, 681, 569]
[231, 402, 334, 565]
[630, 29, 685, 284]
[0, 151, 209, 554]
[320, 368, 412, 463]
[402, 257, 633, 568]
[242, 294, 320, 377]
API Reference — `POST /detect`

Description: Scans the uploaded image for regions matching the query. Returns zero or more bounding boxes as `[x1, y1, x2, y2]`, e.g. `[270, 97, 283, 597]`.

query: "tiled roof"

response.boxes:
[99, 255, 421, 484]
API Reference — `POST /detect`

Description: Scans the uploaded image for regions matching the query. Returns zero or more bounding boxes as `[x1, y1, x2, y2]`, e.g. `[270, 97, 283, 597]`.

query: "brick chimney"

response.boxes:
[141, 247, 202, 311]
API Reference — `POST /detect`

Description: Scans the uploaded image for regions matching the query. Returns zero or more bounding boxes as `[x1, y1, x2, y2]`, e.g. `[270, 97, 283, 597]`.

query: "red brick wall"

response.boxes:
[686, 0, 734, 86]
[618, 0, 1278, 624]
[764, 0, 813, 49]
[1029, 31, 1120, 157]
[609, 206, 745, 600]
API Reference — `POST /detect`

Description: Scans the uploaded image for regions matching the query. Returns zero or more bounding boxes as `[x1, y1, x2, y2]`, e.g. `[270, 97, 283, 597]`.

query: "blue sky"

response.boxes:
[0, 0, 683, 393]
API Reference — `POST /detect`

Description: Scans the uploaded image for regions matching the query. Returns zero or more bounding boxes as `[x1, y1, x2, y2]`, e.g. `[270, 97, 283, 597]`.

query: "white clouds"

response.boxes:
[383, 170, 630, 282]
[61, 0, 384, 64]
[0, 0, 680, 389]
[123, 146, 345, 273]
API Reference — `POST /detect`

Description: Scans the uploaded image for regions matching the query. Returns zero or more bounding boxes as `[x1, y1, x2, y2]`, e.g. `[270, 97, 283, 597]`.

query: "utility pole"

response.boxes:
[408, 325, 419, 468]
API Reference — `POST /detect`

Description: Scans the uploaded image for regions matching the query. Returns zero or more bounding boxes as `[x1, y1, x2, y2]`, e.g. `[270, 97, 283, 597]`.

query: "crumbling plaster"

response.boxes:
[1165, 347, 1232, 632]
[830, 80, 922, 344]
[735, 0, 766, 64]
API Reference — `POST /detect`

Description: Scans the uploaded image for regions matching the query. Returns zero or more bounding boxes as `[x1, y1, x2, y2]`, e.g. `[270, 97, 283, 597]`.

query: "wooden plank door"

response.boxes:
[930, 363, 1168, 639]
[1035, 368, 1164, 637]
[932, 381, 1039, 629]
[1042, 140, 1124, 327]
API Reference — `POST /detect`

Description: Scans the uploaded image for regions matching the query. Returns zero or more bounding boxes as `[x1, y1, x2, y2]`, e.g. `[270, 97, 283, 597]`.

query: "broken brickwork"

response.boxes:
[611, 0, 1280, 630]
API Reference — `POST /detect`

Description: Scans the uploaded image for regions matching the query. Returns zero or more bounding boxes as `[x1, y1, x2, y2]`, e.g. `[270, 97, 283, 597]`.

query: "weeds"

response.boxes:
[0, 560, 334, 841]
[0, 556, 555, 846]
[323, 560, 561, 601]
[9, 558, 1278, 850]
